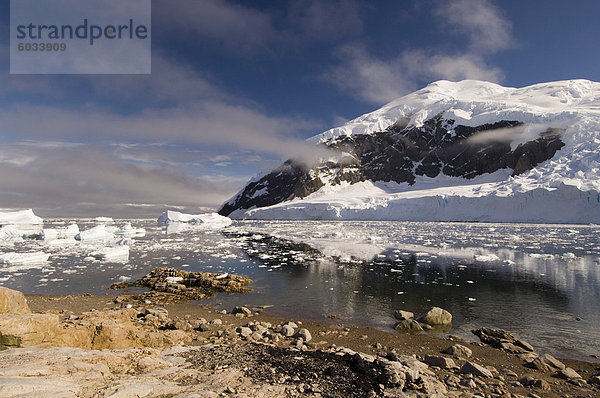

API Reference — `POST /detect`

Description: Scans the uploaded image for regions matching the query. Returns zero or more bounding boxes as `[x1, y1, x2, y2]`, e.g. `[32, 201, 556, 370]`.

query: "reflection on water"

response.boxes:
[0, 219, 598, 361]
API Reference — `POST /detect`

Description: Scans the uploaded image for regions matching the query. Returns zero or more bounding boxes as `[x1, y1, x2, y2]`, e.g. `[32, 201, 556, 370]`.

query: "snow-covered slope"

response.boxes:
[223, 80, 600, 223]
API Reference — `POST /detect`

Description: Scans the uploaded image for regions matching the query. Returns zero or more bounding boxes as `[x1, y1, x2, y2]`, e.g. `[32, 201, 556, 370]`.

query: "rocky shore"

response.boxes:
[0, 271, 599, 397]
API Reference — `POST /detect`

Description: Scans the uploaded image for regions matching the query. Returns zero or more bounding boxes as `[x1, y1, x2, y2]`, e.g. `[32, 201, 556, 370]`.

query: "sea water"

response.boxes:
[0, 219, 598, 361]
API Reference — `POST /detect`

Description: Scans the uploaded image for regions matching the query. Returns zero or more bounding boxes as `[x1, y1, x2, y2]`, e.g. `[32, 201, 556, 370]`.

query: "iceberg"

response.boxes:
[76, 225, 118, 241]
[88, 245, 130, 262]
[0, 209, 43, 226]
[43, 224, 80, 241]
[114, 223, 146, 238]
[157, 210, 232, 229]
[0, 251, 50, 265]
[0, 226, 23, 242]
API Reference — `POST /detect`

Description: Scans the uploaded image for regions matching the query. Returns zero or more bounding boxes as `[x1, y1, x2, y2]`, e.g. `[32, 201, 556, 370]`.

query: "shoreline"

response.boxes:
[9, 290, 598, 397]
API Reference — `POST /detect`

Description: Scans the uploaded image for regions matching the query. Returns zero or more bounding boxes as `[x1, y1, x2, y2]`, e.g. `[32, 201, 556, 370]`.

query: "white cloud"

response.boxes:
[325, 45, 503, 104]
[0, 142, 245, 214]
[323, 0, 513, 104]
[438, 0, 513, 53]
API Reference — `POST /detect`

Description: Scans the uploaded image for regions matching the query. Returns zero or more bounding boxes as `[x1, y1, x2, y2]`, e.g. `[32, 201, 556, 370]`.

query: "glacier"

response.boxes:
[227, 79, 600, 223]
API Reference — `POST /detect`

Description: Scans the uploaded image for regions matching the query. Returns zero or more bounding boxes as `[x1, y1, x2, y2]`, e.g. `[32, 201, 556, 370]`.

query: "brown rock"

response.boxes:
[0, 313, 61, 348]
[442, 344, 472, 358]
[423, 355, 456, 369]
[0, 287, 31, 314]
[460, 361, 493, 378]
[416, 307, 452, 326]
[394, 320, 423, 333]
[556, 367, 582, 380]
[393, 310, 414, 321]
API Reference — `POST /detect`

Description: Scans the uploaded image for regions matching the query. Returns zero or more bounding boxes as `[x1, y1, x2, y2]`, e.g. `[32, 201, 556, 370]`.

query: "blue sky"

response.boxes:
[1, 0, 599, 216]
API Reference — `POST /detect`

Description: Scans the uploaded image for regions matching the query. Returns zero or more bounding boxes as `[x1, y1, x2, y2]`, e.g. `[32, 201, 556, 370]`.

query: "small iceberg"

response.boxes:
[88, 245, 130, 262]
[0, 251, 50, 265]
[0, 209, 44, 239]
[43, 224, 80, 241]
[76, 225, 118, 241]
[157, 210, 232, 230]
[114, 223, 146, 238]
[0, 209, 43, 225]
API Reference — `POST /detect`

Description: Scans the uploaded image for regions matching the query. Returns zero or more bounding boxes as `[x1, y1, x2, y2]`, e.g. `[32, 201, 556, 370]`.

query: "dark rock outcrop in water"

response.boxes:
[219, 116, 565, 216]
[111, 267, 252, 300]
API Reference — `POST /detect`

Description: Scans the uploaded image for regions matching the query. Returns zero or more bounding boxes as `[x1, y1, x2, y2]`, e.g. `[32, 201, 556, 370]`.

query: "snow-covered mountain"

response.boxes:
[220, 80, 600, 223]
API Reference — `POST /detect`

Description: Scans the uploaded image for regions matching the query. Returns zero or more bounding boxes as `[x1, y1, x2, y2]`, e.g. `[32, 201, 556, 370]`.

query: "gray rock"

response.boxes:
[144, 308, 168, 318]
[556, 367, 582, 380]
[415, 307, 452, 326]
[460, 361, 493, 378]
[588, 375, 600, 385]
[173, 320, 191, 331]
[237, 327, 252, 338]
[231, 306, 252, 316]
[514, 339, 535, 352]
[442, 344, 472, 358]
[459, 378, 477, 388]
[444, 374, 460, 387]
[393, 310, 414, 321]
[279, 324, 295, 337]
[189, 318, 207, 329]
[210, 318, 222, 325]
[394, 320, 423, 333]
[423, 355, 456, 369]
[539, 353, 565, 370]
[526, 353, 565, 371]
[294, 328, 312, 342]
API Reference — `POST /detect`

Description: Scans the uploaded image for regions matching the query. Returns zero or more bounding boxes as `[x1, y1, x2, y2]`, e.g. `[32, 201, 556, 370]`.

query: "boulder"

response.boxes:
[471, 327, 516, 347]
[588, 375, 600, 385]
[279, 324, 295, 337]
[442, 344, 472, 358]
[423, 355, 456, 369]
[393, 310, 414, 321]
[0, 313, 61, 348]
[525, 353, 565, 371]
[415, 307, 452, 326]
[556, 367, 582, 380]
[394, 320, 423, 333]
[460, 361, 493, 378]
[0, 287, 31, 314]
[232, 306, 252, 316]
[294, 328, 312, 342]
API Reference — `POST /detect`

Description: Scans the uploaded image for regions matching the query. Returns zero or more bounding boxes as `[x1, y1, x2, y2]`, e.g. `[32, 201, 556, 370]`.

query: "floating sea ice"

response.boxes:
[43, 224, 79, 241]
[157, 210, 232, 229]
[0, 226, 23, 241]
[88, 245, 130, 262]
[76, 225, 118, 241]
[46, 238, 78, 247]
[561, 252, 577, 260]
[114, 223, 146, 238]
[474, 254, 500, 262]
[94, 217, 114, 223]
[0, 251, 50, 265]
[0, 209, 43, 225]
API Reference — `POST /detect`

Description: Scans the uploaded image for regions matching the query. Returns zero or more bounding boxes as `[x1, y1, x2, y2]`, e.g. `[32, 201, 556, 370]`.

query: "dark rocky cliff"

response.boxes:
[219, 116, 564, 216]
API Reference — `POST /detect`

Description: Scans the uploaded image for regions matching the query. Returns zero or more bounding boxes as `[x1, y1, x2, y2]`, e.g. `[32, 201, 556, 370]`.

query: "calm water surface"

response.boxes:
[1, 219, 598, 361]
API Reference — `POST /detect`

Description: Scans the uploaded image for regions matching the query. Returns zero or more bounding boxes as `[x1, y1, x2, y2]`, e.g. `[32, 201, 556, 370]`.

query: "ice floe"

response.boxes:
[0, 251, 50, 265]
[157, 210, 232, 230]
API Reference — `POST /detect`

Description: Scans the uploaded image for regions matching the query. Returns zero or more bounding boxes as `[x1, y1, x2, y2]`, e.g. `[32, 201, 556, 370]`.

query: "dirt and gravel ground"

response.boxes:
[23, 291, 600, 398]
